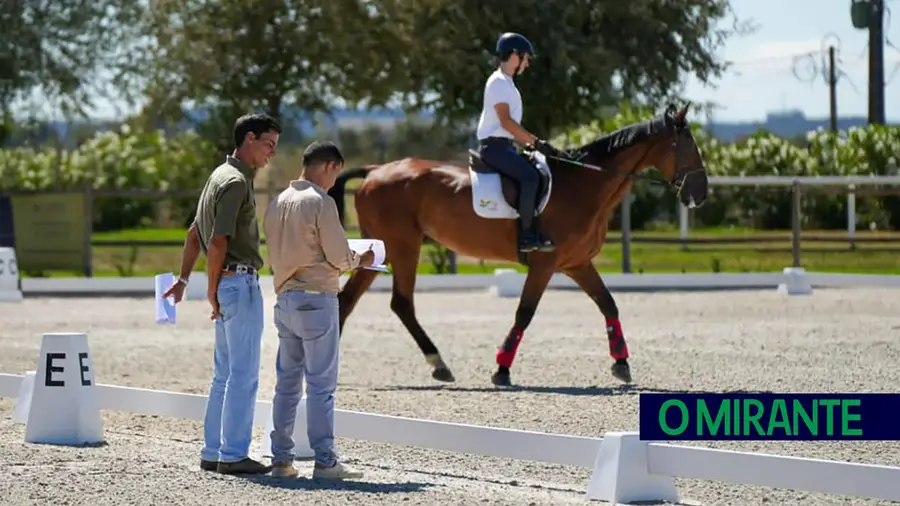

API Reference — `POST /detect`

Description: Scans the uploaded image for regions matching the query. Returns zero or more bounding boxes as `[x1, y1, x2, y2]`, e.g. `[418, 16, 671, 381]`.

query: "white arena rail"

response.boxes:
[5, 267, 900, 301]
[2, 332, 900, 504]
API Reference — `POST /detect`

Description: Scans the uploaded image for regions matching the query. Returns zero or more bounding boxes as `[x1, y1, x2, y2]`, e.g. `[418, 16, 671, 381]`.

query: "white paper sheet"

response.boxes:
[155, 273, 177, 324]
[347, 239, 389, 272]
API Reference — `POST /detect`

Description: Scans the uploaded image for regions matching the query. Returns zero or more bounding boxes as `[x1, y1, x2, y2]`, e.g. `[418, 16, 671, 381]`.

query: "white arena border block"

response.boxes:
[588, 432, 900, 503]
[18, 268, 900, 298]
[0, 247, 23, 302]
[2, 374, 900, 503]
[777, 267, 813, 295]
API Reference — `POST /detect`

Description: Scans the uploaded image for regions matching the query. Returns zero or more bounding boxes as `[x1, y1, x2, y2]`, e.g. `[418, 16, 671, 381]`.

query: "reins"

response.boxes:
[535, 122, 705, 192]
[543, 153, 674, 187]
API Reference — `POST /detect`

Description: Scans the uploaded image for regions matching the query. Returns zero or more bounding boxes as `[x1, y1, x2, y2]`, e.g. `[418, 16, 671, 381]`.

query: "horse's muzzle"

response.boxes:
[676, 170, 709, 209]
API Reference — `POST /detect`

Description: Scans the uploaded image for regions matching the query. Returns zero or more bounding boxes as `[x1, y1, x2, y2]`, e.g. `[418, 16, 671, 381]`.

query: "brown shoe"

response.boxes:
[217, 457, 272, 475]
[200, 459, 218, 471]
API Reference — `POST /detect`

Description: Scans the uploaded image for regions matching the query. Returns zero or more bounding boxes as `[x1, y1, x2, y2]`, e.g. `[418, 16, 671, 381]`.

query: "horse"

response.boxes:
[327, 103, 709, 387]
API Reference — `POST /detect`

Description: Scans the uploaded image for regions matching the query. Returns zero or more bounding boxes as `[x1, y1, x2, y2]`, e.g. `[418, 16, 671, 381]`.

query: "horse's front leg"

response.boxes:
[491, 258, 556, 387]
[563, 263, 632, 383]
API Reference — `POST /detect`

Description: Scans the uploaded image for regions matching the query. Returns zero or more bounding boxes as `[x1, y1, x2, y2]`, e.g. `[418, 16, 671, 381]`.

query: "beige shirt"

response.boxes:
[263, 179, 361, 295]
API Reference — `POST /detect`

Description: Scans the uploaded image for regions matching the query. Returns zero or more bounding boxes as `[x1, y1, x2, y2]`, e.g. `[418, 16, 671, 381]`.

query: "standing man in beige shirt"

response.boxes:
[263, 140, 374, 479]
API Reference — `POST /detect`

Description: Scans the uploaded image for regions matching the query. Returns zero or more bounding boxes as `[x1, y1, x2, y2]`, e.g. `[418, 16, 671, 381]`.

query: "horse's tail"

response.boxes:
[328, 166, 372, 227]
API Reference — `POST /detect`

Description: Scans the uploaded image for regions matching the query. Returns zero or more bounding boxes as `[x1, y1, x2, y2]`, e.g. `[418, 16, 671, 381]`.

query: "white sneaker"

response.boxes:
[312, 461, 364, 480]
[270, 461, 299, 478]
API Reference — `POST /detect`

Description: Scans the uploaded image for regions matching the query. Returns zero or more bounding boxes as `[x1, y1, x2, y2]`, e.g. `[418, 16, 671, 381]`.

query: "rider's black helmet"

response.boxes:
[495, 32, 536, 61]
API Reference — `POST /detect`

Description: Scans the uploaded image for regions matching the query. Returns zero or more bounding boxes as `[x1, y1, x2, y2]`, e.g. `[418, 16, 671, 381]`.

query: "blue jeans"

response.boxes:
[269, 290, 341, 467]
[201, 273, 264, 463]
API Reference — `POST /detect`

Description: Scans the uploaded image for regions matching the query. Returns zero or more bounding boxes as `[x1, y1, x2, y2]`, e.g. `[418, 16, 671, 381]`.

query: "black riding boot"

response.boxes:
[516, 190, 538, 252]
[515, 190, 555, 253]
[531, 214, 555, 252]
[516, 219, 536, 252]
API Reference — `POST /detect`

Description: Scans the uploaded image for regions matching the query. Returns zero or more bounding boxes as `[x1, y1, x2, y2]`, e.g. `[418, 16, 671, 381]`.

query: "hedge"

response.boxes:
[2, 112, 900, 233]
[0, 125, 217, 231]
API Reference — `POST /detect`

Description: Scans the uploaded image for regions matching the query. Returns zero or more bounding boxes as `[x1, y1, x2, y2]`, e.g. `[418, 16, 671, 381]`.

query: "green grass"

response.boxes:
[18, 225, 900, 278]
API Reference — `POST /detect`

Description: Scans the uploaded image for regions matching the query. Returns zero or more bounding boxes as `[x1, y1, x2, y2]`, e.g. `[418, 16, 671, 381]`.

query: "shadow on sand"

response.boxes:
[370, 383, 775, 397]
[240, 474, 436, 494]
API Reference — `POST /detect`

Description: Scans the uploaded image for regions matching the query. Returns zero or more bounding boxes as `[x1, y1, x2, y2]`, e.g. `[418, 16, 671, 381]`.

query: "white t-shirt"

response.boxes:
[475, 68, 522, 140]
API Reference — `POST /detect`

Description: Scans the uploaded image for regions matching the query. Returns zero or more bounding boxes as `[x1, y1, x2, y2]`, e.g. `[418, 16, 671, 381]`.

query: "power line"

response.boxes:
[790, 33, 862, 95]
[880, 3, 900, 85]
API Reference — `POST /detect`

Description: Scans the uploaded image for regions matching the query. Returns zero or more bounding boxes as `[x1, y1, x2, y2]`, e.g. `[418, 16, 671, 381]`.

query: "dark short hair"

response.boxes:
[233, 113, 282, 149]
[302, 140, 344, 168]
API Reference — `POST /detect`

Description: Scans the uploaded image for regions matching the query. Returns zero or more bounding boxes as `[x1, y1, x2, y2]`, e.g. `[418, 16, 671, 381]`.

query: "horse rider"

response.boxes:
[475, 32, 565, 253]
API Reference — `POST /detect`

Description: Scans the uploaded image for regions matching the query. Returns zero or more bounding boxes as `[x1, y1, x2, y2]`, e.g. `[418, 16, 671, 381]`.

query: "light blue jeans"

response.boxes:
[201, 273, 264, 463]
[270, 289, 341, 467]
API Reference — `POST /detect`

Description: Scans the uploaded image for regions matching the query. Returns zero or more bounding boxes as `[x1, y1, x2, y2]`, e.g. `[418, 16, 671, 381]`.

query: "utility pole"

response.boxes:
[829, 45, 838, 133]
[851, 0, 886, 125]
[868, 0, 886, 125]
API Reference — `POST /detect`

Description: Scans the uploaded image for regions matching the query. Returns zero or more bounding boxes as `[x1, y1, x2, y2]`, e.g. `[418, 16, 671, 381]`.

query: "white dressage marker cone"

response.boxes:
[0, 247, 23, 303]
[260, 395, 315, 460]
[11, 370, 36, 423]
[24, 333, 104, 446]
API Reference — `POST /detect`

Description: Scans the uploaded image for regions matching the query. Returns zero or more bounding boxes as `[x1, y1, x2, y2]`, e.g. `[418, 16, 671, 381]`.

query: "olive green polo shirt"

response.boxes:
[193, 155, 264, 271]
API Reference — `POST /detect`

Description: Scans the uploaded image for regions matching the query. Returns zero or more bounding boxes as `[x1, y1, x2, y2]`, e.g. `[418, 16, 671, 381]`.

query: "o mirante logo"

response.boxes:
[639, 393, 900, 441]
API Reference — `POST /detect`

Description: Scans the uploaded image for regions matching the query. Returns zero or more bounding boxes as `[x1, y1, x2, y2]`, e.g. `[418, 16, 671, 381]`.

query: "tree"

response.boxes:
[0, 0, 142, 123]
[121, 0, 404, 152]
[369, 0, 753, 139]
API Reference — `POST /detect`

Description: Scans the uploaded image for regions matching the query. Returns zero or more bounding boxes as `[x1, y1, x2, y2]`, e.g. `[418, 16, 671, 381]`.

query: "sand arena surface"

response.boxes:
[1, 287, 899, 505]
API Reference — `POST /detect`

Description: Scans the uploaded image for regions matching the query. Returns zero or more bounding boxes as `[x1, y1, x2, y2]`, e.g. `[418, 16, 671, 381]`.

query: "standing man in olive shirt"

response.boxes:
[263, 140, 373, 479]
[163, 113, 281, 475]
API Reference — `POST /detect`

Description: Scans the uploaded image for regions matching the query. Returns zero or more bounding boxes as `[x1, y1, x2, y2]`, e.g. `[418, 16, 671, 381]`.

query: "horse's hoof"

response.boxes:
[611, 362, 632, 383]
[432, 367, 455, 383]
[491, 370, 512, 387]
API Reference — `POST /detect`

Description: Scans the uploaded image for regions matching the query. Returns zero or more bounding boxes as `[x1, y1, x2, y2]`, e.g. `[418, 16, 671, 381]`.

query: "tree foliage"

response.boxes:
[5, 0, 751, 150]
[370, 0, 750, 138]
[0, 0, 142, 122]
[119, 0, 403, 153]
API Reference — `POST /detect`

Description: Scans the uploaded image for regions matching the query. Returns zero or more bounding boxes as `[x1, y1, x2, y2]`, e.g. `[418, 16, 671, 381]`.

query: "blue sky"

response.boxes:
[27, 0, 900, 124]
[684, 0, 900, 122]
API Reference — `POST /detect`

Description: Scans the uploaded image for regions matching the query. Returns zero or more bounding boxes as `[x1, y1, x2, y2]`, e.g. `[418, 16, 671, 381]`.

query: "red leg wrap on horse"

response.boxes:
[606, 318, 630, 360]
[496, 328, 524, 368]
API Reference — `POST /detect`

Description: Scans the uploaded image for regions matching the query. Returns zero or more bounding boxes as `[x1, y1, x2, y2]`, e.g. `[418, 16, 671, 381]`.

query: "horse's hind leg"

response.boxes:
[491, 258, 556, 387]
[562, 262, 632, 383]
[388, 236, 455, 383]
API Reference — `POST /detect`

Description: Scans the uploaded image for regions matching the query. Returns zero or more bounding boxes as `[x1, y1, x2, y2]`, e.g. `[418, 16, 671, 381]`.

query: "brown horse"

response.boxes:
[328, 103, 709, 387]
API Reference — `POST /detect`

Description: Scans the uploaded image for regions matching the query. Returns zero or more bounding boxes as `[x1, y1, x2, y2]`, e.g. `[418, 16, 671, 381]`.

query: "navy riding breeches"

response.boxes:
[477, 137, 541, 228]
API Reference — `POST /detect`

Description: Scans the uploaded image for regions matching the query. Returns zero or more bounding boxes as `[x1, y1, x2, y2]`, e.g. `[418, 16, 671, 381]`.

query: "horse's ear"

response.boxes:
[675, 102, 692, 122]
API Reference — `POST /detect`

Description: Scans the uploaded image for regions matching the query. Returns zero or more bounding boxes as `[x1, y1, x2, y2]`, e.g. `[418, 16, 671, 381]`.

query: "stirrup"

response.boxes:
[532, 234, 555, 252]
[525, 213, 555, 253]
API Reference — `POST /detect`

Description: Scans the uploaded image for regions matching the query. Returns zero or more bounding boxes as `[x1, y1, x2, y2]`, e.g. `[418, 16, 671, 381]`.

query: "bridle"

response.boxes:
[537, 113, 706, 195]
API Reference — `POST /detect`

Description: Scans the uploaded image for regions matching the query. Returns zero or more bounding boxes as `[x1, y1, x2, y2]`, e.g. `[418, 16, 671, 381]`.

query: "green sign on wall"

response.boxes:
[11, 192, 88, 273]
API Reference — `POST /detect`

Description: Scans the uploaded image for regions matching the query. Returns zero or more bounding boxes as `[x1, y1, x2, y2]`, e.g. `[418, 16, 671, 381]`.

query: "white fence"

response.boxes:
[2, 330, 900, 504]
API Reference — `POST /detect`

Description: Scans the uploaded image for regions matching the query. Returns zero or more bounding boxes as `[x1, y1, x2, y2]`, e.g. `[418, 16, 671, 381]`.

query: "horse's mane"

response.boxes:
[567, 112, 670, 161]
